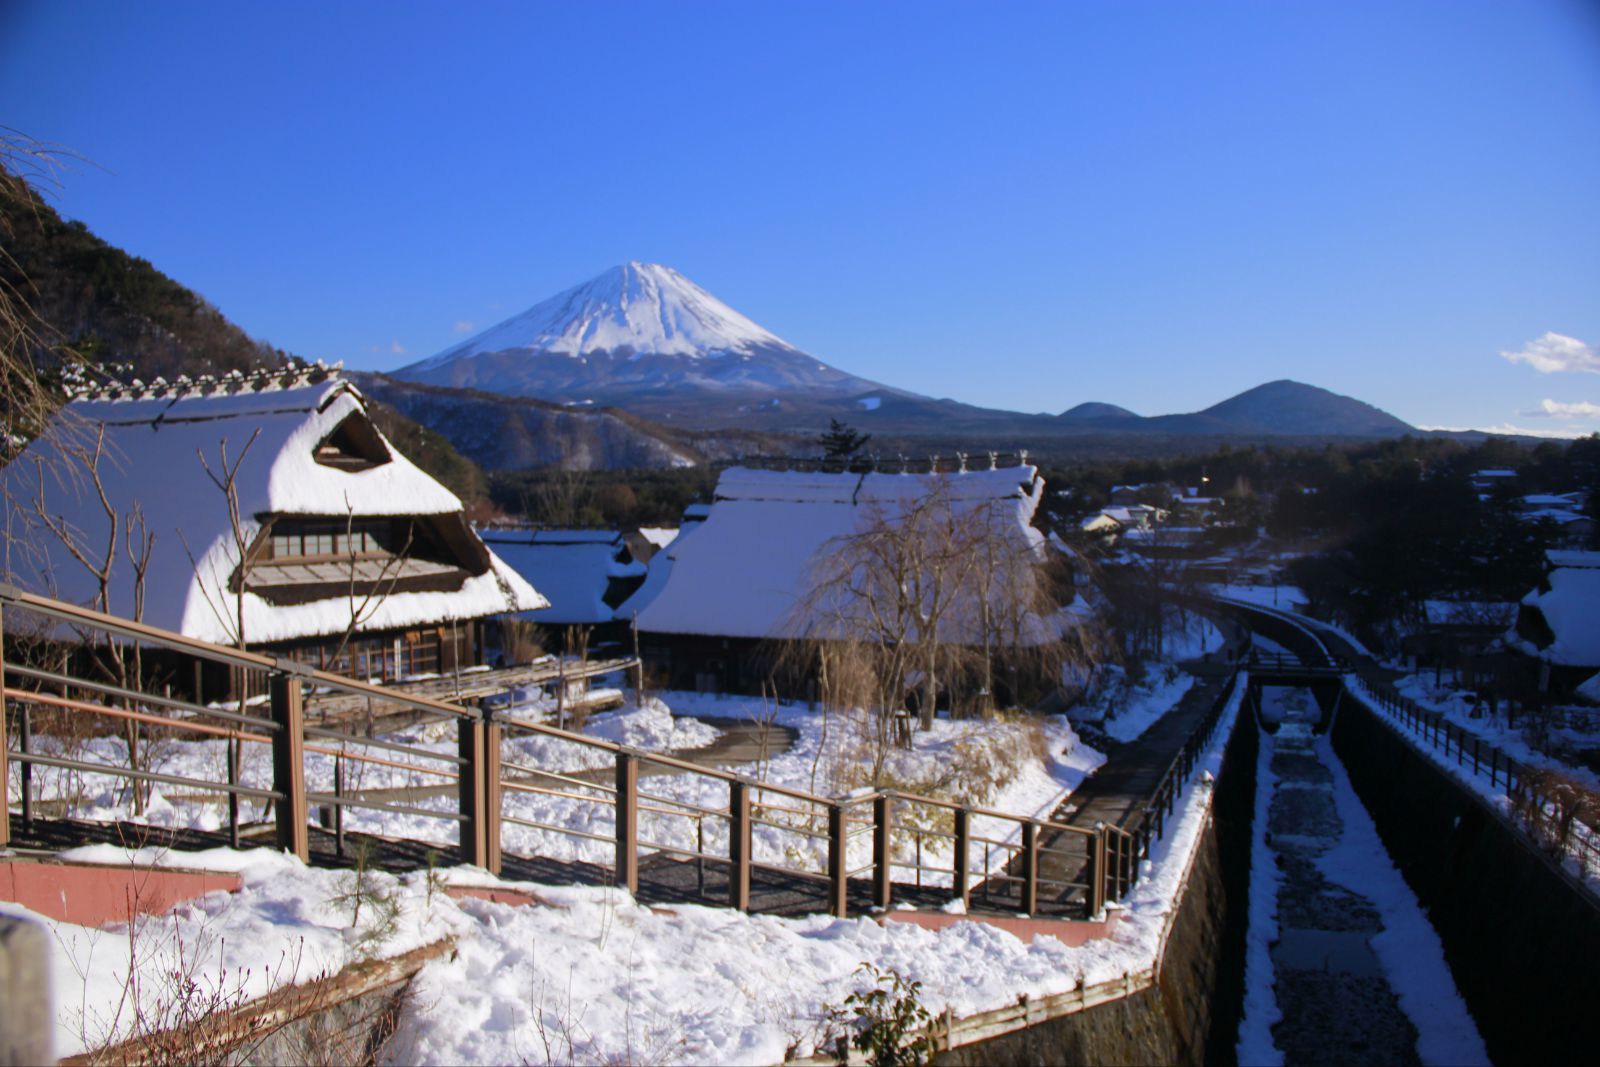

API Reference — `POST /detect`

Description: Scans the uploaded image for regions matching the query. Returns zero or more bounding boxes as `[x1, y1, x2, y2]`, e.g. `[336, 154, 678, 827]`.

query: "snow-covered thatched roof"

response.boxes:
[478, 528, 646, 625]
[2, 373, 544, 645]
[629, 464, 1052, 640]
[1512, 566, 1600, 668]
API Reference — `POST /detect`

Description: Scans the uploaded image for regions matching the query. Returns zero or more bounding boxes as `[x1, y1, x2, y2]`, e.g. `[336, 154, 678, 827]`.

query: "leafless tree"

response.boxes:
[180, 431, 262, 830]
[525, 468, 594, 527]
[781, 476, 1102, 783]
[24, 422, 160, 811]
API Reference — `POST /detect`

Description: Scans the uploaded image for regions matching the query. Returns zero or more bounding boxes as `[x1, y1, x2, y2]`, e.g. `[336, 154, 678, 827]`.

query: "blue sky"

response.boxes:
[3, 0, 1598, 433]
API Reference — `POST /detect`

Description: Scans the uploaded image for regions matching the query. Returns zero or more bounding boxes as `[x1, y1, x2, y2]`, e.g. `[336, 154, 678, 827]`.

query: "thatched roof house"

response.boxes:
[3, 368, 544, 683]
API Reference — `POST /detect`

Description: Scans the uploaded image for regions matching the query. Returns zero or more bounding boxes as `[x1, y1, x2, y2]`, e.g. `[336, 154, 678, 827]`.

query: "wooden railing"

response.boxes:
[1104, 669, 1242, 901]
[1, 585, 1227, 921]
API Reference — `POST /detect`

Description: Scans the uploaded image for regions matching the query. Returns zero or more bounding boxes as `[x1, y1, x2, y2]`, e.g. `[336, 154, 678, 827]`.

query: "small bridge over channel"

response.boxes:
[1242, 652, 1347, 733]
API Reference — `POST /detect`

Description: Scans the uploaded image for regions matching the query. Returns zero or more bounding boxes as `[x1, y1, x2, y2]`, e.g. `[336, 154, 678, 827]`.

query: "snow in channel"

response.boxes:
[1235, 719, 1283, 1066]
[1316, 733, 1490, 1066]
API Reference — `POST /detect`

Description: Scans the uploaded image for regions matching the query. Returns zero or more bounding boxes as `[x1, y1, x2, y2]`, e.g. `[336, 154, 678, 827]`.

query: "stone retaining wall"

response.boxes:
[1331, 694, 1600, 1065]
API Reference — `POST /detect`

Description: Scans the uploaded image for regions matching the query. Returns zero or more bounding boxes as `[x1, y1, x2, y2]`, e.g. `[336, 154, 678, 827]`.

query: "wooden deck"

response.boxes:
[303, 656, 636, 727]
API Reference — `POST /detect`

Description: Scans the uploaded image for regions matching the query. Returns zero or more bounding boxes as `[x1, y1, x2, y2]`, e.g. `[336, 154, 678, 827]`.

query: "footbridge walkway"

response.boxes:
[0, 586, 1236, 928]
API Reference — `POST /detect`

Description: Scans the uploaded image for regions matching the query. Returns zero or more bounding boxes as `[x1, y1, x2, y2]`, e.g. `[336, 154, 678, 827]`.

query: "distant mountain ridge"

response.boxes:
[1189, 379, 1412, 436]
[1059, 401, 1139, 421]
[396, 262, 1417, 440]
[1053, 380, 1413, 437]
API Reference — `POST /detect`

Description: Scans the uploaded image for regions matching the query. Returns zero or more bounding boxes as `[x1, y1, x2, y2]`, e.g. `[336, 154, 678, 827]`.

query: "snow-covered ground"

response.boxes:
[8, 682, 1243, 1065]
[1209, 582, 1309, 613]
[5, 697, 718, 835]
[1234, 720, 1282, 1066]
[400, 681, 1241, 1064]
[4, 845, 473, 1060]
[1074, 663, 1196, 743]
[1344, 678, 1600, 891]
[1068, 611, 1220, 743]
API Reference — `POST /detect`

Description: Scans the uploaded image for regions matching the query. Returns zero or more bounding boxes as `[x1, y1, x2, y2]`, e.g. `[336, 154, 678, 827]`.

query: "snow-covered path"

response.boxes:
[1238, 688, 1488, 1067]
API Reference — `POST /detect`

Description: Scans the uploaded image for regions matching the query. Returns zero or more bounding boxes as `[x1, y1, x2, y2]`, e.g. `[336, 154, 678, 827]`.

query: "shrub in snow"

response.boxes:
[824, 963, 936, 1067]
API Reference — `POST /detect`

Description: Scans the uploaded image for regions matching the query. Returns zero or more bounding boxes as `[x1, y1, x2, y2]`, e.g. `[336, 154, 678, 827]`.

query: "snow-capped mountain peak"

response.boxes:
[393, 263, 889, 406]
[411, 262, 792, 371]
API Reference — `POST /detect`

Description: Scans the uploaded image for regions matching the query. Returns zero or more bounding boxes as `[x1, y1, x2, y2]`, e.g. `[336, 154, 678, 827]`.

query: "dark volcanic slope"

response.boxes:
[1190, 379, 1413, 436]
[1059, 401, 1139, 421]
[351, 374, 785, 471]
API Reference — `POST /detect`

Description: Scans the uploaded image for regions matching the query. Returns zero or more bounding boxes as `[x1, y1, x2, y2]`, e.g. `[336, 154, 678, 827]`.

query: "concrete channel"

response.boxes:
[1248, 686, 1483, 1066]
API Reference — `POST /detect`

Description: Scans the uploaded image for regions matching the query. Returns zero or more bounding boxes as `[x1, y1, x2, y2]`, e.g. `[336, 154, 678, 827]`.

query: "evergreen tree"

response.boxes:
[818, 418, 871, 460]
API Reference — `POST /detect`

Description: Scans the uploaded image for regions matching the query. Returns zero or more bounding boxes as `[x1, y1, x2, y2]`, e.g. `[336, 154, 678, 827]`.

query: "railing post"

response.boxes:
[333, 751, 345, 857]
[457, 711, 487, 869]
[18, 702, 30, 828]
[615, 751, 638, 894]
[0, 601, 8, 849]
[1021, 820, 1039, 915]
[1087, 824, 1107, 918]
[483, 708, 503, 876]
[873, 792, 893, 910]
[953, 807, 971, 911]
[269, 671, 309, 862]
[730, 779, 751, 911]
[828, 802, 848, 918]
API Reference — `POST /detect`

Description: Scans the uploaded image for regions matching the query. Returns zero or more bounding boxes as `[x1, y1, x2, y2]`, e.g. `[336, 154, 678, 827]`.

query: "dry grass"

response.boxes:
[1513, 767, 1600, 861]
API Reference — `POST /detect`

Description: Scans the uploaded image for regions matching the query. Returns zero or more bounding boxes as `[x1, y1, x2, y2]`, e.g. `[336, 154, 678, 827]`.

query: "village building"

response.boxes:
[1, 367, 545, 697]
[1470, 468, 1518, 494]
[1514, 492, 1594, 547]
[1508, 550, 1600, 695]
[627, 458, 1083, 698]
[1400, 599, 1518, 683]
[475, 527, 651, 650]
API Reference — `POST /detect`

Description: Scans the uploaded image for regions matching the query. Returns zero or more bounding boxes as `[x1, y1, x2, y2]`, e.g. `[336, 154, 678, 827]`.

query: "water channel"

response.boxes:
[1238, 685, 1490, 1066]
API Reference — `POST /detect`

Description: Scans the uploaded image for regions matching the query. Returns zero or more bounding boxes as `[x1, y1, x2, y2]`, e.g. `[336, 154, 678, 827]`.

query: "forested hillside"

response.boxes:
[0, 183, 280, 378]
[0, 180, 489, 502]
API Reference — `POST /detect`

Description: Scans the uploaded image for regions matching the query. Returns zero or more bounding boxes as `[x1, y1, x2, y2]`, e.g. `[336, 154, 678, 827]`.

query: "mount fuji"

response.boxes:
[394, 262, 899, 413]
[390, 261, 1417, 442]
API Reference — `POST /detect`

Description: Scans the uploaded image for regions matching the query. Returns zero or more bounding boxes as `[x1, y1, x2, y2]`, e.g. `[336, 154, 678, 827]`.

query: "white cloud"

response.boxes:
[453, 320, 475, 334]
[1419, 422, 1588, 440]
[1499, 332, 1600, 374]
[390, 340, 407, 355]
[1523, 398, 1600, 420]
